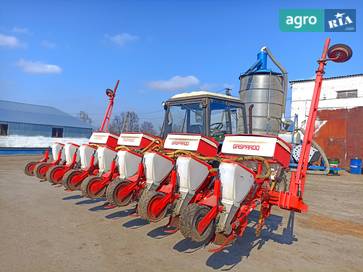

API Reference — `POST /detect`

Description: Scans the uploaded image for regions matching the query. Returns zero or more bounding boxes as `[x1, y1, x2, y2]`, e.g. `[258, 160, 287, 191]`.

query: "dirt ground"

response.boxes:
[0, 155, 362, 272]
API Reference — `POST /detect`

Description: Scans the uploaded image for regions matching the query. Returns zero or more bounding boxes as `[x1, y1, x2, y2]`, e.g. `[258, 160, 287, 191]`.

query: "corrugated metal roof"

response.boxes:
[0, 100, 93, 129]
[290, 73, 363, 84]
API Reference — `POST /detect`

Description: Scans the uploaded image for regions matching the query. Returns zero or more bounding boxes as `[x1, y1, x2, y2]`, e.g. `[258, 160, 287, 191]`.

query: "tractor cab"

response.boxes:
[161, 91, 248, 142]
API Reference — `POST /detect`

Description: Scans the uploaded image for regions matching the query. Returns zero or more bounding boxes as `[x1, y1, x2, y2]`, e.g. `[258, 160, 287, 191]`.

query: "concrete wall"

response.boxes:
[291, 75, 363, 126]
[0, 135, 89, 148]
[315, 107, 363, 168]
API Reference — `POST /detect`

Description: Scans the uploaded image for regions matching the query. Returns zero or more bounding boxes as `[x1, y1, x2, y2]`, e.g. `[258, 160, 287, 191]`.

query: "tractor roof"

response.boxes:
[168, 91, 242, 103]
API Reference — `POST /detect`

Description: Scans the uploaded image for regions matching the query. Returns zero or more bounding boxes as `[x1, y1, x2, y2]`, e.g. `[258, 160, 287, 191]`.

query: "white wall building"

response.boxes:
[290, 74, 363, 126]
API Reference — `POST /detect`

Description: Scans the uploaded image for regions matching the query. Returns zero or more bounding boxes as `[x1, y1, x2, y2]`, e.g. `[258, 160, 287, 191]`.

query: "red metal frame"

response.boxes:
[85, 156, 119, 197]
[113, 163, 146, 203]
[34, 144, 65, 178]
[269, 38, 332, 212]
[48, 145, 80, 184]
[25, 148, 50, 175]
[64, 150, 99, 190]
[143, 153, 218, 229]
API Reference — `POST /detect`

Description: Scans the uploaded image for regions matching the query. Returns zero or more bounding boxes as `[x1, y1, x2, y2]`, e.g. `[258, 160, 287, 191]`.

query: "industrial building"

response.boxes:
[290, 74, 363, 168]
[0, 100, 93, 147]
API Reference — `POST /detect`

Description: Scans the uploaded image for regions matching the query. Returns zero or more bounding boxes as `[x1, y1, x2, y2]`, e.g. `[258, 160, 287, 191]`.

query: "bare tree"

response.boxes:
[109, 114, 123, 134]
[140, 121, 156, 135]
[109, 111, 140, 134]
[79, 111, 92, 124]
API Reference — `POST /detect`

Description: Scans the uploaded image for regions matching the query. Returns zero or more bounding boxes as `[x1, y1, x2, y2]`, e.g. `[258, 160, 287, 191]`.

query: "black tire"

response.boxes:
[24, 161, 37, 176]
[46, 165, 65, 185]
[189, 204, 216, 243]
[62, 169, 83, 190]
[137, 190, 168, 222]
[106, 179, 134, 207]
[179, 204, 196, 239]
[34, 162, 50, 180]
[81, 176, 106, 198]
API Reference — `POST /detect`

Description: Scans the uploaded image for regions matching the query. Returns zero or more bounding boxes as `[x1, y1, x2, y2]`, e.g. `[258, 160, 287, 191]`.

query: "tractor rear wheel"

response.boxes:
[46, 165, 65, 185]
[63, 169, 83, 190]
[24, 161, 37, 176]
[81, 176, 106, 198]
[189, 204, 215, 243]
[106, 179, 134, 207]
[137, 190, 168, 222]
[34, 162, 50, 180]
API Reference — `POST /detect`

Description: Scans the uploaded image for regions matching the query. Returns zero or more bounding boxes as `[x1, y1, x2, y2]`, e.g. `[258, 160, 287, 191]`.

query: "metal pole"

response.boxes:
[100, 80, 120, 132]
[291, 38, 330, 197]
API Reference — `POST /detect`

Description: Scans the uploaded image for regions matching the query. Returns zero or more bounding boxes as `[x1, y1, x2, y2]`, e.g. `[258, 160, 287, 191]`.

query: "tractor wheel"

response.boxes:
[179, 204, 196, 239]
[189, 204, 216, 243]
[62, 169, 83, 191]
[137, 190, 168, 222]
[46, 165, 65, 185]
[34, 162, 50, 180]
[106, 179, 134, 207]
[24, 161, 37, 176]
[81, 176, 106, 199]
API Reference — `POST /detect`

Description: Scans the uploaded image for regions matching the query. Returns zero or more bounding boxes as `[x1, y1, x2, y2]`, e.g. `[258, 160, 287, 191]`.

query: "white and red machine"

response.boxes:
[25, 80, 120, 181]
[46, 142, 81, 184]
[179, 38, 353, 251]
[137, 133, 219, 226]
[62, 132, 119, 190]
[31, 142, 66, 180]
[81, 133, 162, 199]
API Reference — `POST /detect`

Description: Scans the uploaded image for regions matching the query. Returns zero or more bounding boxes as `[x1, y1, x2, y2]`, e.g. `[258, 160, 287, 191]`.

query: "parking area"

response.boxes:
[0, 155, 362, 272]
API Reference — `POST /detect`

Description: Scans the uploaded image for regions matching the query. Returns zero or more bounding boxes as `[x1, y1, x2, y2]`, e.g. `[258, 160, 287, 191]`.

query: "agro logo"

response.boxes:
[279, 9, 324, 32]
[285, 15, 318, 29]
[325, 9, 356, 32]
[232, 144, 260, 151]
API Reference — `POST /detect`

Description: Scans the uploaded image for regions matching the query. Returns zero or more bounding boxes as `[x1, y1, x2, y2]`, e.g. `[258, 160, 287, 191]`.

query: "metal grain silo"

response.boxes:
[239, 47, 288, 135]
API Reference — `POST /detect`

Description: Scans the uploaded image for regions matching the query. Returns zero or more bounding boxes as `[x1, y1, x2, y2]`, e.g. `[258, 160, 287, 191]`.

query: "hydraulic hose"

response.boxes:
[235, 155, 271, 179]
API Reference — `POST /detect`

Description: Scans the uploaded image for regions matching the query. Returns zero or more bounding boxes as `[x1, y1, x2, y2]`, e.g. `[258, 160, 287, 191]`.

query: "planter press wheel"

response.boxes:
[137, 190, 168, 222]
[189, 204, 216, 244]
[46, 165, 65, 185]
[106, 179, 134, 207]
[81, 176, 106, 199]
[34, 162, 50, 180]
[179, 203, 197, 239]
[24, 161, 37, 176]
[62, 169, 83, 191]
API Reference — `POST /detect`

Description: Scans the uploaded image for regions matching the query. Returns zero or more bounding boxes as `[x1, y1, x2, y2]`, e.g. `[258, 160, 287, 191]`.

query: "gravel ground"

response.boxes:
[0, 155, 362, 272]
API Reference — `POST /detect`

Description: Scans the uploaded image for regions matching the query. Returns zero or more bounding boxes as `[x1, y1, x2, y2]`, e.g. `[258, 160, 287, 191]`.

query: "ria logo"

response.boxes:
[280, 9, 356, 32]
[325, 9, 356, 32]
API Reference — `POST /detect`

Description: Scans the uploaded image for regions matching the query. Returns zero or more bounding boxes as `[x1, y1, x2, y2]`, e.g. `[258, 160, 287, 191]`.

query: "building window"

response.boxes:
[0, 124, 8, 136]
[52, 127, 63, 138]
[336, 89, 358, 99]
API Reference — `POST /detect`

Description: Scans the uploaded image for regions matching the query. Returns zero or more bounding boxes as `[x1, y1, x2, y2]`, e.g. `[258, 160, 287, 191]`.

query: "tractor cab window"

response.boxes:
[209, 99, 245, 141]
[164, 102, 205, 135]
